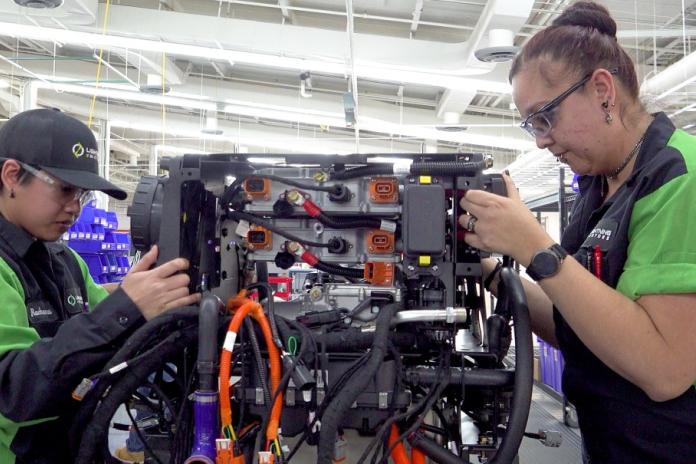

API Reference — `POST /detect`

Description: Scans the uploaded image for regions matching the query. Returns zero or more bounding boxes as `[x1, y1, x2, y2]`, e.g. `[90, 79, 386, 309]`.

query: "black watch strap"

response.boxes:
[526, 244, 567, 282]
[483, 260, 503, 291]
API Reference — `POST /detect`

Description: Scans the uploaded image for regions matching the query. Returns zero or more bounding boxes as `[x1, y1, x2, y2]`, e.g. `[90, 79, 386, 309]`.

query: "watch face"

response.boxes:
[534, 250, 559, 277]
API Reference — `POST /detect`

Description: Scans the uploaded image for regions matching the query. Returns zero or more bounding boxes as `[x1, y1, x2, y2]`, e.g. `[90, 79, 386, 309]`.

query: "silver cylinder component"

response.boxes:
[391, 308, 468, 327]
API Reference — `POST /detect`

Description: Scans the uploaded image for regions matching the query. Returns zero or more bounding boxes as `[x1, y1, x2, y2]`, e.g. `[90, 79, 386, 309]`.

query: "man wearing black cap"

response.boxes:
[0, 108, 199, 463]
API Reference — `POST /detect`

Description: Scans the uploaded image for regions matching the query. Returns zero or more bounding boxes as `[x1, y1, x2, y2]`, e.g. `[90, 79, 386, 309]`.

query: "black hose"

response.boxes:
[197, 294, 220, 391]
[330, 160, 487, 180]
[311, 328, 416, 354]
[316, 212, 383, 230]
[409, 433, 461, 464]
[404, 366, 515, 388]
[316, 303, 399, 464]
[330, 164, 393, 180]
[314, 260, 364, 279]
[243, 317, 272, 412]
[409, 160, 485, 176]
[489, 267, 533, 464]
[398, 267, 532, 464]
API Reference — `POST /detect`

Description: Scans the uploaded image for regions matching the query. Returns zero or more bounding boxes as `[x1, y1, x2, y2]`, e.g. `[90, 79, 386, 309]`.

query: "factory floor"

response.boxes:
[108, 383, 581, 463]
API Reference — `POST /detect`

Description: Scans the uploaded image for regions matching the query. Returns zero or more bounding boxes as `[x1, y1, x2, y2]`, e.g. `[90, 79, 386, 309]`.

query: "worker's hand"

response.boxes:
[459, 172, 553, 267]
[120, 245, 201, 321]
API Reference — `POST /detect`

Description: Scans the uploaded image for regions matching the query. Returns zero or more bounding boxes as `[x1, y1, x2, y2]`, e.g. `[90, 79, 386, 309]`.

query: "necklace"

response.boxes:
[607, 133, 646, 180]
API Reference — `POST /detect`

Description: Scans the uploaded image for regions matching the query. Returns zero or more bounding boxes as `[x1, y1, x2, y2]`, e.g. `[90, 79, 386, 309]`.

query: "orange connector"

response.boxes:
[246, 225, 273, 251]
[366, 230, 395, 254]
[364, 262, 394, 286]
[243, 177, 271, 201]
[368, 177, 399, 203]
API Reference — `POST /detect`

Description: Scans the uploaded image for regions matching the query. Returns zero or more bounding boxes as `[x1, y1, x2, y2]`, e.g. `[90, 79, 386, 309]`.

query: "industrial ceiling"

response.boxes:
[0, 0, 694, 218]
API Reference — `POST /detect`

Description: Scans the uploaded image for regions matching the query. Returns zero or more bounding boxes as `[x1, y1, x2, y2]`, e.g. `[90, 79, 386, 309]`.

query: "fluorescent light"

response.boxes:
[0, 21, 511, 94]
[247, 157, 286, 165]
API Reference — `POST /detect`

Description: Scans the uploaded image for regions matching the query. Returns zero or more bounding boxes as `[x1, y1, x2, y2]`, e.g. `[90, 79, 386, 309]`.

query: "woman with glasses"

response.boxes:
[0, 108, 200, 464]
[460, 2, 696, 462]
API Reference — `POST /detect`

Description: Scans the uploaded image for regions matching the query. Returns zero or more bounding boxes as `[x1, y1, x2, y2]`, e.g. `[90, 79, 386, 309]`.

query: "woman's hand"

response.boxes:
[120, 245, 201, 320]
[458, 173, 553, 266]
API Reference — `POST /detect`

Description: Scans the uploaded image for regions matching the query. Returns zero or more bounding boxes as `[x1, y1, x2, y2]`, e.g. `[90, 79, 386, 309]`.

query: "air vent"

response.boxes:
[474, 46, 519, 63]
[14, 0, 64, 8]
[435, 125, 468, 132]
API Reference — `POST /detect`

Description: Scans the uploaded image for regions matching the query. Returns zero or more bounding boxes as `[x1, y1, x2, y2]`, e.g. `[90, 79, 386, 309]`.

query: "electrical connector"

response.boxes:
[281, 352, 316, 391]
[258, 451, 274, 464]
[539, 429, 562, 447]
[216, 438, 233, 464]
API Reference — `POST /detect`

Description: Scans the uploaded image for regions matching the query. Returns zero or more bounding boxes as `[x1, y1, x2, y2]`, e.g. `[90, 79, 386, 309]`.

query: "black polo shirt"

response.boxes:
[0, 215, 144, 463]
[557, 112, 696, 463]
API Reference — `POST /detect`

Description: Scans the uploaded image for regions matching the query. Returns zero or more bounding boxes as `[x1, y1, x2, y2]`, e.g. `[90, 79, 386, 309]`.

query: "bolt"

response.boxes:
[286, 190, 301, 203]
[407, 265, 415, 272]
[286, 241, 301, 254]
[431, 265, 439, 272]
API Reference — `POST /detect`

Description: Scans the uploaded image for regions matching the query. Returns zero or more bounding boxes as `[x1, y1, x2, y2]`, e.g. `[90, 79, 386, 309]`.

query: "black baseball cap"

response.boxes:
[0, 108, 127, 200]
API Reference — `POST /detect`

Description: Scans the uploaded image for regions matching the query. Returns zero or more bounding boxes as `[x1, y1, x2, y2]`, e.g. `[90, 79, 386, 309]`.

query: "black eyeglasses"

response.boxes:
[519, 68, 618, 139]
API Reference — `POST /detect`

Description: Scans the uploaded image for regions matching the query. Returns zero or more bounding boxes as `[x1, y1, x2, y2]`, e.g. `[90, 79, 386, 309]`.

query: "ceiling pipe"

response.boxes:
[640, 49, 696, 100]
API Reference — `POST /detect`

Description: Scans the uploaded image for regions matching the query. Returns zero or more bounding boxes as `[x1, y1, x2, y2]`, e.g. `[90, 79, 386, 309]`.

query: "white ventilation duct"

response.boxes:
[641, 50, 696, 100]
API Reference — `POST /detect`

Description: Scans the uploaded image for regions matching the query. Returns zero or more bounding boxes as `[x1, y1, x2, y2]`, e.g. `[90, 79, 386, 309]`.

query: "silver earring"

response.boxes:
[605, 112, 613, 124]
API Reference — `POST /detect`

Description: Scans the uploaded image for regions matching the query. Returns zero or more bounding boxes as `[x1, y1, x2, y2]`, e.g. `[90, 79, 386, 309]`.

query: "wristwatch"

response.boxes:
[526, 244, 568, 282]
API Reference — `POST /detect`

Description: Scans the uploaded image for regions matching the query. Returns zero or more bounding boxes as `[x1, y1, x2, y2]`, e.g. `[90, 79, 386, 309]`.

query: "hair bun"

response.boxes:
[552, 1, 617, 39]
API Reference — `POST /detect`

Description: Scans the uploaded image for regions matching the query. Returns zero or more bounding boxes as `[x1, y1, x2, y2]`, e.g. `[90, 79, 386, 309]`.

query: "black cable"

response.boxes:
[376, 360, 451, 464]
[330, 160, 486, 180]
[357, 348, 448, 464]
[244, 317, 272, 413]
[171, 359, 197, 464]
[75, 324, 199, 464]
[314, 260, 364, 279]
[253, 174, 339, 193]
[315, 212, 384, 230]
[227, 210, 331, 248]
[317, 303, 398, 464]
[286, 353, 371, 462]
[69, 307, 200, 455]
[330, 164, 393, 180]
[125, 404, 166, 464]
[246, 282, 283, 348]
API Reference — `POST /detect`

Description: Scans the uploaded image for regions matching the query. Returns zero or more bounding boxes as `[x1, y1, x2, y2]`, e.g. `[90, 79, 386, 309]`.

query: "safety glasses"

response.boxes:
[19, 162, 92, 207]
[519, 69, 618, 139]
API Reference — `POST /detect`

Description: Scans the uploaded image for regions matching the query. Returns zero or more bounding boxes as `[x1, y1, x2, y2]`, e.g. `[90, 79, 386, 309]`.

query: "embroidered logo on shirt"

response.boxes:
[27, 300, 58, 323]
[588, 228, 613, 241]
[582, 218, 619, 250]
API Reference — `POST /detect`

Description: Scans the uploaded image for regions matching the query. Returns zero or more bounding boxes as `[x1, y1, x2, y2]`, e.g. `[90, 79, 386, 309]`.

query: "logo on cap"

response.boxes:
[72, 142, 85, 158]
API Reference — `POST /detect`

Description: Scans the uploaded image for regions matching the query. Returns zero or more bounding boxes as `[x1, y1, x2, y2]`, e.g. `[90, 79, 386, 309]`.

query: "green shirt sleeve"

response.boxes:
[617, 135, 696, 299]
[0, 259, 51, 464]
[68, 248, 109, 310]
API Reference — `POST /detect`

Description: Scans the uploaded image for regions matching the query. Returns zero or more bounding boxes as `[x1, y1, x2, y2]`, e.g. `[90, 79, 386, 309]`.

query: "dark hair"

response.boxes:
[510, 1, 639, 100]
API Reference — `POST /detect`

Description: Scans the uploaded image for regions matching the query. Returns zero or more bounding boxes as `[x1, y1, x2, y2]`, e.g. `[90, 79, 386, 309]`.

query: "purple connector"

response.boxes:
[183, 390, 218, 464]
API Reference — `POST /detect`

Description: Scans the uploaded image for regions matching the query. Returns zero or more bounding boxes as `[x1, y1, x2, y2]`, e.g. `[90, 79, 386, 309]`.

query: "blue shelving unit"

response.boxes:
[63, 203, 131, 284]
[538, 337, 564, 394]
